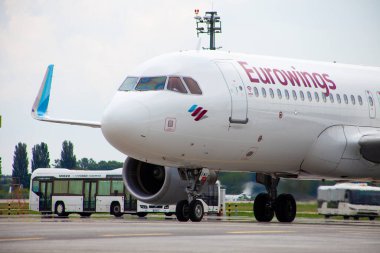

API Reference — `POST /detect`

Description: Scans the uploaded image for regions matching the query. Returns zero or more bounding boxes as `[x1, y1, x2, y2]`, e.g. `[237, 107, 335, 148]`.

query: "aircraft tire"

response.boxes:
[274, 194, 296, 222]
[189, 200, 204, 222]
[176, 200, 190, 222]
[254, 193, 274, 222]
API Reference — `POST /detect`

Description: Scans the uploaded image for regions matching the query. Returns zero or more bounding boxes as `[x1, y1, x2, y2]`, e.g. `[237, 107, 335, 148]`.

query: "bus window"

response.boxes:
[183, 77, 202, 95]
[111, 180, 124, 195]
[32, 180, 39, 193]
[167, 77, 188, 94]
[119, 77, 139, 91]
[98, 180, 111, 195]
[69, 180, 83, 195]
[135, 77, 166, 91]
[54, 180, 69, 194]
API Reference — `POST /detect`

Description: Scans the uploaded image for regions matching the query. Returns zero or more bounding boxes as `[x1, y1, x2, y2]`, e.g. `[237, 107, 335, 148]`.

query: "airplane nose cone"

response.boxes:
[101, 98, 150, 156]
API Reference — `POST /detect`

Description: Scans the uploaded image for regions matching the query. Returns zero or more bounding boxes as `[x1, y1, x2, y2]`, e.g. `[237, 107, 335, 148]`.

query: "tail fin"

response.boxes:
[31, 65, 101, 128]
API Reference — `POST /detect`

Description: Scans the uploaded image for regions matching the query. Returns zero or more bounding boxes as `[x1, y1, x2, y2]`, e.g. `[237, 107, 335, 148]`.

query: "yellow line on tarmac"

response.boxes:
[0, 237, 44, 242]
[227, 230, 295, 234]
[101, 233, 172, 237]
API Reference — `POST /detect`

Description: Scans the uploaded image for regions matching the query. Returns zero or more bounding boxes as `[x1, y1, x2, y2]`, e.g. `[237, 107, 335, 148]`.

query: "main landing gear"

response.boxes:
[175, 168, 213, 222]
[254, 173, 297, 223]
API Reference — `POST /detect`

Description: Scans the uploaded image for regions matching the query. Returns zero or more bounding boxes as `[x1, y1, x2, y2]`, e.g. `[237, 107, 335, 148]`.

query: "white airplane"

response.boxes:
[32, 50, 380, 223]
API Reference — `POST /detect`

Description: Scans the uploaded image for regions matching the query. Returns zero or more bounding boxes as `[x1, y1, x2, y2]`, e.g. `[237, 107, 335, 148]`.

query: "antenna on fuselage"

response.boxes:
[194, 9, 222, 50]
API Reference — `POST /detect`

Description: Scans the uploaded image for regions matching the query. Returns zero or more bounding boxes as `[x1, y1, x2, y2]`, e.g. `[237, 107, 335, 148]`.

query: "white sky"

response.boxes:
[1, 0, 379, 175]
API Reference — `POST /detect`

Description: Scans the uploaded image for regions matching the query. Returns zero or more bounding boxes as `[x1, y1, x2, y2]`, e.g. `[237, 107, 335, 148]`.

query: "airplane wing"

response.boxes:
[359, 135, 380, 163]
[31, 65, 101, 128]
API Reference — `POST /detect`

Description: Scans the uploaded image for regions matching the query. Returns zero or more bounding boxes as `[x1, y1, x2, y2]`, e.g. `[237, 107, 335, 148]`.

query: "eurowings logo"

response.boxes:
[188, 105, 208, 121]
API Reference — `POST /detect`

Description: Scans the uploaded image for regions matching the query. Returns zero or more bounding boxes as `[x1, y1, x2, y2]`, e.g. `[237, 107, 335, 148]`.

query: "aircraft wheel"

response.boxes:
[176, 200, 190, 222]
[189, 200, 204, 222]
[254, 193, 274, 222]
[275, 194, 296, 223]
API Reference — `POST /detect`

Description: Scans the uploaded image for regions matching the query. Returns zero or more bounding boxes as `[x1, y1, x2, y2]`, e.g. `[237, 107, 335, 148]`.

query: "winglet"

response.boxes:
[32, 64, 54, 118]
[31, 65, 101, 128]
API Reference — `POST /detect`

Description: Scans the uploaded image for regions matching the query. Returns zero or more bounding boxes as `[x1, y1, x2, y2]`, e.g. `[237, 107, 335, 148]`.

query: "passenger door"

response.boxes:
[124, 191, 137, 211]
[83, 181, 97, 212]
[366, 90, 376, 119]
[216, 61, 248, 124]
[39, 181, 52, 212]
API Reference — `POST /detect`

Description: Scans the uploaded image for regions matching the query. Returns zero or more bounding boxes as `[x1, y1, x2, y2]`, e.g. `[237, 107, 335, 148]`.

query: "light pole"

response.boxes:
[194, 9, 222, 50]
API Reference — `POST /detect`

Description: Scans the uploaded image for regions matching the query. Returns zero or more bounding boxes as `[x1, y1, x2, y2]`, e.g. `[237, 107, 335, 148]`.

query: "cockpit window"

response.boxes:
[119, 77, 138, 91]
[183, 77, 202, 95]
[167, 77, 188, 94]
[135, 76, 166, 91]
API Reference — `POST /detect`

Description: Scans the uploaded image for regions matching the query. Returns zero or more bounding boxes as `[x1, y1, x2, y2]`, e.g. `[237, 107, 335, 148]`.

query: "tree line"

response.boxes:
[9, 140, 123, 188]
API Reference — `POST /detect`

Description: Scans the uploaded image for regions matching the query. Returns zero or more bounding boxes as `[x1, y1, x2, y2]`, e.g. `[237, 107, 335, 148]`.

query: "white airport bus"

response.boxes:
[30, 168, 225, 218]
[29, 168, 140, 217]
[317, 183, 380, 220]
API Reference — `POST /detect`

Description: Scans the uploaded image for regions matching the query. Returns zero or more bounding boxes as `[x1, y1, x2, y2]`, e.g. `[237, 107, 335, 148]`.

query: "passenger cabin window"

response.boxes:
[167, 77, 187, 94]
[135, 77, 166, 91]
[277, 89, 282, 99]
[358, 96, 363, 105]
[291, 90, 297, 100]
[183, 77, 202, 95]
[262, 88, 267, 98]
[344, 94, 348, 104]
[351, 95, 356, 105]
[285, 90, 290, 100]
[269, 88, 274, 98]
[315, 92, 320, 102]
[307, 91, 312, 101]
[337, 94, 341, 104]
[369, 96, 374, 106]
[300, 91, 305, 101]
[329, 94, 334, 103]
[254, 87, 259, 97]
[322, 93, 327, 103]
[119, 77, 138, 91]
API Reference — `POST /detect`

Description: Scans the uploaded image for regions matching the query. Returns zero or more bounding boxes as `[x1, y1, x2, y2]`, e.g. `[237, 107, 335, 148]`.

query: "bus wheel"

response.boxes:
[80, 213, 92, 217]
[176, 200, 190, 222]
[111, 203, 123, 217]
[325, 215, 331, 219]
[369, 217, 375, 221]
[137, 212, 147, 218]
[55, 202, 68, 217]
[165, 213, 173, 217]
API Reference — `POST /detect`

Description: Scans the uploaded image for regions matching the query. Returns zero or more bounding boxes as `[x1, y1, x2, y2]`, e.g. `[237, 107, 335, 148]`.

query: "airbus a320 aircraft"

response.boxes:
[32, 50, 380, 223]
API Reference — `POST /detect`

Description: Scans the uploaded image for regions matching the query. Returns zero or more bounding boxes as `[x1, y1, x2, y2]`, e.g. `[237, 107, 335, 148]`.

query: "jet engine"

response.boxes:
[122, 157, 188, 204]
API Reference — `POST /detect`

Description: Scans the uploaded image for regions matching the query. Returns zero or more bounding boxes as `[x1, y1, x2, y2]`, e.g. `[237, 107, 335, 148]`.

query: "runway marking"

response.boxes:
[227, 230, 295, 234]
[0, 237, 43, 242]
[101, 233, 172, 237]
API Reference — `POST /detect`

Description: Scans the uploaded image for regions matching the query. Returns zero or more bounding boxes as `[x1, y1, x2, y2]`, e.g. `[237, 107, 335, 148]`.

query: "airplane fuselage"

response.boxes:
[101, 51, 380, 180]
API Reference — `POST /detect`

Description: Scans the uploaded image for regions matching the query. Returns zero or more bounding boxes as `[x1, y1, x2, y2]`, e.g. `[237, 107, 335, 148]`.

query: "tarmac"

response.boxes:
[0, 215, 379, 253]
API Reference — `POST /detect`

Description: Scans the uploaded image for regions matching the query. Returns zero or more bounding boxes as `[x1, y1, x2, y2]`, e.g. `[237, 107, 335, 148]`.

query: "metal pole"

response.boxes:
[209, 12, 215, 50]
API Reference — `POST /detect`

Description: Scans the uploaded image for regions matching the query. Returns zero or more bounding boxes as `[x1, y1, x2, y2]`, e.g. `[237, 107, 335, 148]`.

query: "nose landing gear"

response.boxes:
[254, 174, 296, 223]
[175, 168, 212, 222]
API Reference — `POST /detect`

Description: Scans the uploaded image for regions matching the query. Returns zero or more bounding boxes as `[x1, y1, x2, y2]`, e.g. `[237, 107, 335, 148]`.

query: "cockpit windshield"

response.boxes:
[118, 76, 202, 95]
[135, 76, 166, 91]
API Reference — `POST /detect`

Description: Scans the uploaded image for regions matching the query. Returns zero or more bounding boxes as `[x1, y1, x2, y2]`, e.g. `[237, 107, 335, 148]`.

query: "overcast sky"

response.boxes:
[1, 0, 379, 175]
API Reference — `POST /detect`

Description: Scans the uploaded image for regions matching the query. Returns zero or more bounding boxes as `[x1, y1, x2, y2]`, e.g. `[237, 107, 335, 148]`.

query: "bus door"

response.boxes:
[124, 191, 137, 211]
[216, 61, 249, 124]
[39, 181, 52, 212]
[83, 181, 97, 211]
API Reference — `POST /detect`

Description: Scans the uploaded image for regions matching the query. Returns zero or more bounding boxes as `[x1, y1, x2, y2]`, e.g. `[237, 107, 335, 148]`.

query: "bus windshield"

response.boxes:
[348, 190, 380, 205]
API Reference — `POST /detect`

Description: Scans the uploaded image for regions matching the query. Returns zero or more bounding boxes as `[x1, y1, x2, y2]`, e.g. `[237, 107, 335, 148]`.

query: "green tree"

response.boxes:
[0, 157, 2, 178]
[12, 142, 29, 188]
[31, 142, 50, 172]
[56, 141, 76, 169]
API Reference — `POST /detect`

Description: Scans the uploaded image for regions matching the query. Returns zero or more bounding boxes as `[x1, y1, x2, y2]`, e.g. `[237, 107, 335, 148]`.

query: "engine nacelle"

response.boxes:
[122, 157, 188, 204]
